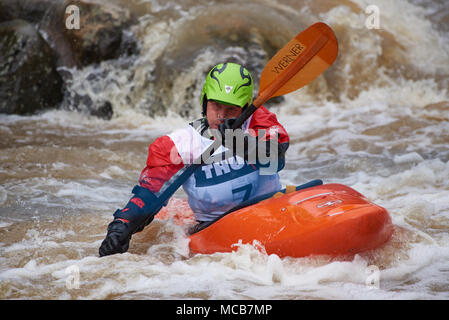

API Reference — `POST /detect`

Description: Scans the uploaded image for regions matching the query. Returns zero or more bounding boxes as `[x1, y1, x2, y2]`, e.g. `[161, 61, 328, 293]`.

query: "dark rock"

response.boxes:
[0, 19, 63, 115]
[1, 0, 139, 69]
[0, 0, 80, 69]
[90, 100, 113, 120]
[0, 0, 55, 23]
[60, 85, 114, 120]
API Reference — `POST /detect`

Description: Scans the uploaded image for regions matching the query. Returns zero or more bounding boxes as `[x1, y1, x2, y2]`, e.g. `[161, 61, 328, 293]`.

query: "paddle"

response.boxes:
[232, 22, 338, 129]
[147, 22, 338, 221]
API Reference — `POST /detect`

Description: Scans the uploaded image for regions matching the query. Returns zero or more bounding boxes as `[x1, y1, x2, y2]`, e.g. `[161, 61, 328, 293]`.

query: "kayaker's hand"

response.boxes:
[216, 119, 286, 164]
[217, 118, 255, 160]
[99, 219, 132, 257]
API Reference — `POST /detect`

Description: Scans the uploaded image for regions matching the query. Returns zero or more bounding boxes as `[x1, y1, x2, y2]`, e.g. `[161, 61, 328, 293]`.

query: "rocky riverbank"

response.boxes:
[0, 0, 138, 118]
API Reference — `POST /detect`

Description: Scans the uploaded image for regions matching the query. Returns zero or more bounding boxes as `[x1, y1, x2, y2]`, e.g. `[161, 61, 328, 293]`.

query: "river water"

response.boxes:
[1, 0, 448, 299]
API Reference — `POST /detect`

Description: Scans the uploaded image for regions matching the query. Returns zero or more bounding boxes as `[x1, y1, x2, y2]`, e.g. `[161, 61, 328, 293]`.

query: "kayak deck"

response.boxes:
[156, 183, 394, 258]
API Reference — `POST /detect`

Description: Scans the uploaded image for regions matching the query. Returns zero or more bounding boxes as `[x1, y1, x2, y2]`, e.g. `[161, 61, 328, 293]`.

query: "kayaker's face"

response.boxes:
[206, 100, 242, 129]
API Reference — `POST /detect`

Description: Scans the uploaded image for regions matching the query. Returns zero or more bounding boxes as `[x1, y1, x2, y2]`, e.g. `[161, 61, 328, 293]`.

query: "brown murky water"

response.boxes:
[1, 0, 449, 299]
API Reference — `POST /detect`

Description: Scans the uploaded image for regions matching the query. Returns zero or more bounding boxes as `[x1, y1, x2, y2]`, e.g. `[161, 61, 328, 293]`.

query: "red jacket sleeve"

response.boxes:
[247, 106, 289, 144]
[138, 135, 184, 193]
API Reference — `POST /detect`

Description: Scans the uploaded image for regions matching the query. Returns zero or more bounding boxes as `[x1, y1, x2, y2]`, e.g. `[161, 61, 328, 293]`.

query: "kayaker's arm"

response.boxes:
[99, 136, 184, 257]
[98, 185, 166, 257]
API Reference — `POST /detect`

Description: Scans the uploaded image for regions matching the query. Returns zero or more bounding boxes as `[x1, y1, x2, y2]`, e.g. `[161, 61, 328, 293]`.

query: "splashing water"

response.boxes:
[1, 0, 449, 299]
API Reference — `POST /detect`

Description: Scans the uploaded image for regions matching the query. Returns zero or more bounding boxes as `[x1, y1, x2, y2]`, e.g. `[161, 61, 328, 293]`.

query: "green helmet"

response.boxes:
[201, 62, 254, 115]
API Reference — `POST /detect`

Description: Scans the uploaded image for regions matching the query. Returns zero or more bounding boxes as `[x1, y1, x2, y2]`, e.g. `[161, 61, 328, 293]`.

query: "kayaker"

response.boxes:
[99, 62, 290, 257]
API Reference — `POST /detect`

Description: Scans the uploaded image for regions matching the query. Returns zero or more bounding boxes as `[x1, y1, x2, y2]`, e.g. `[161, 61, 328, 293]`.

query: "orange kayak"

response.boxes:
[156, 181, 394, 258]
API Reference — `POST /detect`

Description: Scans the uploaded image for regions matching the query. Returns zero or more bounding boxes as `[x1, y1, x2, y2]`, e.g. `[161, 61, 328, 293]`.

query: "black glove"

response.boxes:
[217, 118, 257, 160]
[216, 119, 289, 168]
[99, 219, 132, 257]
[217, 118, 237, 146]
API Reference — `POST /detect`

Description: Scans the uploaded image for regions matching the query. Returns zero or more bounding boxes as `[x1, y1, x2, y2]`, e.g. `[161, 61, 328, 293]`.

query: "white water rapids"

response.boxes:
[1, 0, 448, 299]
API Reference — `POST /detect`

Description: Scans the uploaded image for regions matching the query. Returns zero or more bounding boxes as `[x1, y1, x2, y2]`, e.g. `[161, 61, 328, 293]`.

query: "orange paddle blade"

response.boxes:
[254, 22, 338, 107]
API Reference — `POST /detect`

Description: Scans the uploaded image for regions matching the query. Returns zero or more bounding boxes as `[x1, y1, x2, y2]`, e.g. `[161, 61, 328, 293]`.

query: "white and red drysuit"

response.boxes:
[137, 106, 290, 222]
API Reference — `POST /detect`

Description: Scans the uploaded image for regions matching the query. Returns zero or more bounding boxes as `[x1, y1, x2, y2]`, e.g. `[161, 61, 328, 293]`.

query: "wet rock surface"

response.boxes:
[0, 19, 63, 115]
[0, 0, 138, 117]
[62, 0, 137, 67]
